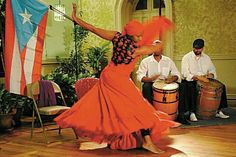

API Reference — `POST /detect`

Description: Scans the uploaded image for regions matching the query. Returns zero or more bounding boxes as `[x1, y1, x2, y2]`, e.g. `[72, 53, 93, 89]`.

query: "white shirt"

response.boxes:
[181, 51, 217, 81]
[136, 55, 181, 82]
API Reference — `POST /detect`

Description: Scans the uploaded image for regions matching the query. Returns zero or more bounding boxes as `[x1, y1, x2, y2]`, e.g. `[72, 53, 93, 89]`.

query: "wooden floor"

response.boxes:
[1, 122, 236, 157]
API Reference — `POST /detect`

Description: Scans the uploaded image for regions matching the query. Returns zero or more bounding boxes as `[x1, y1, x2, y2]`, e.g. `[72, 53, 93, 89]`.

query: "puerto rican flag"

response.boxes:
[5, 0, 48, 95]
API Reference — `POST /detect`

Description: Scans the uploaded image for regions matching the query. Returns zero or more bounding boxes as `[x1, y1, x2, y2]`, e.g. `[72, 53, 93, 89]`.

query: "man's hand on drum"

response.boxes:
[206, 73, 214, 79]
[164, 75, 178, 84]
[192, 75, 199, 81]
[195, 75, 210, 83]
[165, 78, 173, 84]
[150, 74, 161, 82]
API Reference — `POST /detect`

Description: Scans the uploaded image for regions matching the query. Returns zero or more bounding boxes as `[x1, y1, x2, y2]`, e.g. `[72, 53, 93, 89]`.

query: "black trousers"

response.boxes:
[142, 82, 154, 105]
[181, 80, 228, 113]
[178, 82, 188, 114]
[180, 80, 198, 113]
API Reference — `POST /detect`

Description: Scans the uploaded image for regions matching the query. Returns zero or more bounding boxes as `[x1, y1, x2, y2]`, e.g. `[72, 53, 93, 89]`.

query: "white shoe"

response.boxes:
[190, 112, 198, 122]
[215, 111, 230, 119]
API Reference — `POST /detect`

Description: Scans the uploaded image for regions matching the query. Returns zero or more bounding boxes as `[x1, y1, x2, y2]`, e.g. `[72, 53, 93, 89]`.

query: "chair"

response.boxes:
[25, 80, 76, 143]
[75, 77, 99, 99]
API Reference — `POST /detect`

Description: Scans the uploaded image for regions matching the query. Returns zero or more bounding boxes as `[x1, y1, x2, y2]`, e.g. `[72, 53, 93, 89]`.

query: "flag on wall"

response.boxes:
[5, 0, 48, 95]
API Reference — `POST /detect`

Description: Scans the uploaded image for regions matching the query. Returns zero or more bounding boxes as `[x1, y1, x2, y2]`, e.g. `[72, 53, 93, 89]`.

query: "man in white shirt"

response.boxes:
[137, 40, 180, 103]
[181, 38, 229, 122]
[137, 40, 190, 125]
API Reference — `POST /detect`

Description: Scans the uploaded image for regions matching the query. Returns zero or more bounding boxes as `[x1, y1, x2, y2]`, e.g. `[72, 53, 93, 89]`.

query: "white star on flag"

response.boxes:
[19, 9, 32, 25]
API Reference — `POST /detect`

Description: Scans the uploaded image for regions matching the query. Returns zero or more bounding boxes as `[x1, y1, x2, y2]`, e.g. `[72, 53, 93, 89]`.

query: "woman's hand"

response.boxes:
[133, 42, 163, 58]
[72, 3, 77, 21]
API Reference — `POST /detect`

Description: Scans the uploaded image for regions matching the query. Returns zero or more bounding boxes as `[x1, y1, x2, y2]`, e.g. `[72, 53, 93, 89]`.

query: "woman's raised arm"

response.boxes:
[132, 42, 163, 58]
[72, 3, 116, 41]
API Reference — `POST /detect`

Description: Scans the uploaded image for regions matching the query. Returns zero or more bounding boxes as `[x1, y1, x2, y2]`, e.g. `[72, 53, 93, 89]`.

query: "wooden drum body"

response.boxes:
[196, 79, 223, 119]
[152, 81, 179, 120]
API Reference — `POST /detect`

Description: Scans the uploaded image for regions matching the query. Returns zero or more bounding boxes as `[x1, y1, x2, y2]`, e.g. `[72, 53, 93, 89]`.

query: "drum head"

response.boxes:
[153, 80, 179, 90]
[197, 78, 223, 90]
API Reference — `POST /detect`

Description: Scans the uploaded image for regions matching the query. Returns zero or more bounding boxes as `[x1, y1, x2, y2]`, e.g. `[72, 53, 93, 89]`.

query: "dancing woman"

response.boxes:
[55, 3, 180, 154]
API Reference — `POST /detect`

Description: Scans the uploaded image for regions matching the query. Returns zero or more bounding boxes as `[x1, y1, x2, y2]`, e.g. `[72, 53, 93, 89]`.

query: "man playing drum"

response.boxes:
[137, 40, 190, 125]
[181, 38, 229, 122]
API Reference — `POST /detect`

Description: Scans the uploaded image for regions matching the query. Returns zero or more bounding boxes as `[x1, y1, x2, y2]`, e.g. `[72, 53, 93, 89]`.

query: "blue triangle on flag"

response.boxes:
[11, 0, 48, 52]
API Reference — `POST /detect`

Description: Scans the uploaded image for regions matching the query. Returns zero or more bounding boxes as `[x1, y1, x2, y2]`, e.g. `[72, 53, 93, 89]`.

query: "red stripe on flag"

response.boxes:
[32, 12, 48, 83]
[4, 0, 15, 91]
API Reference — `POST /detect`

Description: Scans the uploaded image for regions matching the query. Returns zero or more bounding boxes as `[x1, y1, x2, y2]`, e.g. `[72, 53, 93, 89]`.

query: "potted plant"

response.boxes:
[0, 84, 16, 131]
[86, 43, 109, 78]
[0, 84, 27, 131]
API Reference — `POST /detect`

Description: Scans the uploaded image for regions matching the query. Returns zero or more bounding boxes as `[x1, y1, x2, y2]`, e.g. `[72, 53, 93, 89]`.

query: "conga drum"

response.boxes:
[152, 80, 179, 120]
[196, 79, 223, 119]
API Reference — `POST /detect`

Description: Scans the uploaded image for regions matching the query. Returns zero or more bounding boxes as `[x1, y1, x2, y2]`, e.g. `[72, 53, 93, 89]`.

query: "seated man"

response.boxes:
[181, 38, 229, 122]
[137, 40, 190, 125]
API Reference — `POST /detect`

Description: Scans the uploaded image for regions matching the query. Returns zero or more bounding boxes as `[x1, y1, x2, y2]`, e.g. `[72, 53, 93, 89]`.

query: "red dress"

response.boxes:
[54, 32, 180, 150]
